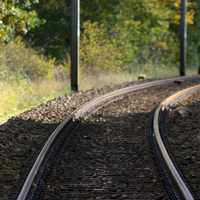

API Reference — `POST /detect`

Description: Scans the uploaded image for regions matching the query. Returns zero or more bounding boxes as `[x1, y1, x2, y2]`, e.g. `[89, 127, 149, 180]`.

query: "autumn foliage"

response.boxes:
[0, 0, 200, 74]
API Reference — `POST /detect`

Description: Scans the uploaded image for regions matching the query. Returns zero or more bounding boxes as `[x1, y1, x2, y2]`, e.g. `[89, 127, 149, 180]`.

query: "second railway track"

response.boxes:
[16, 76, 200, 200]
[153, 84, 200, 200]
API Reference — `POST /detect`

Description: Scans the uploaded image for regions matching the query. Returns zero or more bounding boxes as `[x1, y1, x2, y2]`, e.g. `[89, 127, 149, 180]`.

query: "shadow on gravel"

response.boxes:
[38, 111, 166, 200]
[0, 110, 164, 200]
[0, 118, 58, 200]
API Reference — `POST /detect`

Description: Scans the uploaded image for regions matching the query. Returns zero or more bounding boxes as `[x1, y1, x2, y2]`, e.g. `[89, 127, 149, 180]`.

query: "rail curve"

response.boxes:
[153, 84, 200, 200]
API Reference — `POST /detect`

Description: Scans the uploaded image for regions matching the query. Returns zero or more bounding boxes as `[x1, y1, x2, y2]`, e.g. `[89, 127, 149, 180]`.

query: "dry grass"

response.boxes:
[0, 80, 68, 123]
[80, 64, 179, 90]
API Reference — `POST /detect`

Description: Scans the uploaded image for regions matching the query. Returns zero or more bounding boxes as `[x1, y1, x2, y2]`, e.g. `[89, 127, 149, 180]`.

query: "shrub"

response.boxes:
[0, 38, 55, 81]
[80, 21, 124, 75]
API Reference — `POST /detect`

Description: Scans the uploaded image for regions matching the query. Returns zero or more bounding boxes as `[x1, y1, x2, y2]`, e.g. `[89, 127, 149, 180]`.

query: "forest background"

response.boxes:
[0, 0, 199, 121]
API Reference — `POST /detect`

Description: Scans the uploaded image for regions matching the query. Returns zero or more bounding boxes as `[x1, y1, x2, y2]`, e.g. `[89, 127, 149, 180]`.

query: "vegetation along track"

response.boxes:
[16, 76, 200, 200]
[153, 84, 200, 200]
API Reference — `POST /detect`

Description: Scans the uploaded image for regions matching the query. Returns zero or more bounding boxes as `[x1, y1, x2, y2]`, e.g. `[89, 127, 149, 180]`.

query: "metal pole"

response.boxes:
[180, 0, 187, 76]
[71, 0, 80, 91]
[198, 47, 200, 74]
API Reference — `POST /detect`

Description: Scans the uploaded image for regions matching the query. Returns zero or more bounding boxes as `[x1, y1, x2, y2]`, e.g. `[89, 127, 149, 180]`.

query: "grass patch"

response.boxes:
[80, 64, 179, 90]
[0, 64, 197, 123]
[0, 80, 69, 123]
[0, 39, 70, 123]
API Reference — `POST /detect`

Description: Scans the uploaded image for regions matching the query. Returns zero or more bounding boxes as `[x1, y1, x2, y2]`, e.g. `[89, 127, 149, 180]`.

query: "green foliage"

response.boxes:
[0, 78, 68, 122]
[25, 0, 70, 60]
[0, 38, 55, 81]
[112, 0, 179, 68]
[0, 0, 42, 42]
[80, 22, 123, 74]
[2, 0, 200, 122]
[1, 0, 198, 69]
[0, 39, 68, 122]
[25, 0, 121, 60]
[80, 0, 179, 74]
[20, 0, 183, 68]
[81, 0, 120, 24]
[187, 1, 200, 68]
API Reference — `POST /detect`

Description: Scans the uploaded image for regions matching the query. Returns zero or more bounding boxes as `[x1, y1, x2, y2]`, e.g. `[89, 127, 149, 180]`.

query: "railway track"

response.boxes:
[152, 84, 200, 200]
[16, 76, 200, 200]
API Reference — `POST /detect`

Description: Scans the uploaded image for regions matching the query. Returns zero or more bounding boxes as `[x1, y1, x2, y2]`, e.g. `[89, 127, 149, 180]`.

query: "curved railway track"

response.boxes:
[16, 76, 200, 200]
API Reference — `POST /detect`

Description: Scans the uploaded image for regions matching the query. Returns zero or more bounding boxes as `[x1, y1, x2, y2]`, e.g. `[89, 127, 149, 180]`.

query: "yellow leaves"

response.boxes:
[161, 0, 180, 7]
[0, 1, 41, 42]
[80, 21, 124, 73]
[174, 1, 180, 8]
[172, 11, 194, 25]
[174, 14, 180, 24]
[159, 0, 195, 25]
[153, 41, 168, 50]
[0, 30, 6, 38]
[187, 11, 194, 24]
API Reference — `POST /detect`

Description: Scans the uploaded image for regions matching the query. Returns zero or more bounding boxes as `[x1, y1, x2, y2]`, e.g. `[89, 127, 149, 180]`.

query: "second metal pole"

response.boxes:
[180, 0, 187, 76]
[71, 0, 80, 91]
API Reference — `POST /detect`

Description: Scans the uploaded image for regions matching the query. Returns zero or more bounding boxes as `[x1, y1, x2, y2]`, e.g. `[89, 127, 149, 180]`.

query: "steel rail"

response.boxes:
[17, 76, 199, 200]
[153, 84, 200, 200]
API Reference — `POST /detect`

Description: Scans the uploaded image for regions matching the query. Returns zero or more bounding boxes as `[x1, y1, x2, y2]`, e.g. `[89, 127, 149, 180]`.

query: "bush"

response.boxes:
[80, 19, 179, 78]
[0, 39, 69, 122]
[112, 0, 179, 70]
[0, 38, 55, 81]
[80, 21, 124, 75]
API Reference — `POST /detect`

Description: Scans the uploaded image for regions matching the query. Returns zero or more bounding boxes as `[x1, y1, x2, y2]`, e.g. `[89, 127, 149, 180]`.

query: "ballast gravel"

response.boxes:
[40, 78, 200, 200]
[0, 78, 200, 200]
[0, 80, 149, 200]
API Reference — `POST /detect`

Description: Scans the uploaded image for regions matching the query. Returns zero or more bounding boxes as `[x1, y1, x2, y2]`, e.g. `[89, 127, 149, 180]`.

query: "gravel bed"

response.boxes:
[165, 90, 200, 198]
[0, 80, 151, 200]
[40, 79, 200, 200]
[1, 78, 200, 200]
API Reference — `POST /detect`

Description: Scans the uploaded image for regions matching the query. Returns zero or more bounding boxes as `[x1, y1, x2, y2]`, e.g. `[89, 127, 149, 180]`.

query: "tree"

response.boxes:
[110, 0, 178, 67]
[0, 0, 42, 42]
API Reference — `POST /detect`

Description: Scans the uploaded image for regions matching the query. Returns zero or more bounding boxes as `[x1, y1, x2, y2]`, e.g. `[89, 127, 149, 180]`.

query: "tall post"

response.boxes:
[198, 46, 200, 74]
[71, 0, 80, 91]
[180, 0, 187, 76]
